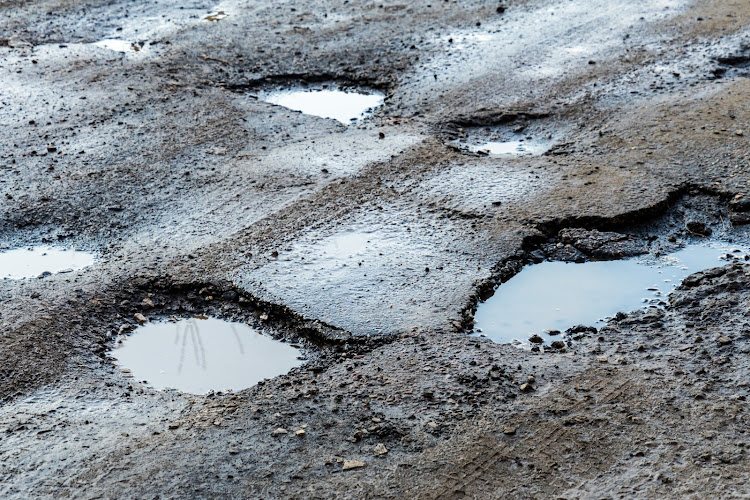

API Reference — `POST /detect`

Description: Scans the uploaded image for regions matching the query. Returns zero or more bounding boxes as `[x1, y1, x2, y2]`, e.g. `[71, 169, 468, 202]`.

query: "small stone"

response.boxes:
[373, 443, 388, 456]
[272, 427, 288, 436]
[503, 426, 516, 435]
[529, 334, 544, 344]
[371, 417, 382, 423]
[342, 460, 366, 471]
[295, 429, 306, 437]
[718, 336, 732, 346]
[550, 340, 565, 349]
[134, 313, 148, 324]
[168, 423, 179, 430]
[596, 355, 608, 363]
[142, 298, 155, 308]
[427, 421, 438, 429]
[527, 375, 535, 383]
[736, 130, 744, 136]
[519, 383, 534, 393]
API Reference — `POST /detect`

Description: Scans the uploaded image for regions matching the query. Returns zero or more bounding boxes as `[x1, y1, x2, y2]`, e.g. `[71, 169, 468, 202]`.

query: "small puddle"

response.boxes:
[262, 87, 385, 124]
[474, 241, 750, 344]
[467, 139, 550, 157]
[111, 317, 304, 394]
[92, 39, 141, 53]
[0, 246, 95, 279]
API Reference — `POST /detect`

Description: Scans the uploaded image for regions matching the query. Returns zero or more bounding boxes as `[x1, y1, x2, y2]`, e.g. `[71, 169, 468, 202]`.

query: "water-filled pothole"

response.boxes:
[474, 241, 749, 344]
[0, 246, 95, 279]
[111, 317, 304, 394]
[465, 139, 552, 157]
[261, 86, 385, 124]
[447, 120, 563, 157]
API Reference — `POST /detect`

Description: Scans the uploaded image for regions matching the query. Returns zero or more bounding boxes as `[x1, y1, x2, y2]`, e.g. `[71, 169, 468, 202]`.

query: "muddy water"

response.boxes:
[262, 87, 385, 124]
[475, 242, 750, 344]
[111, 317, 303, 394]
[0, 246, 95, 279]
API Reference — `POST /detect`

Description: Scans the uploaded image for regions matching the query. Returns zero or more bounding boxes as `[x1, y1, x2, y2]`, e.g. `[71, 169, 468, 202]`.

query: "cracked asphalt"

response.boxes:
[3, 0, 750, 497]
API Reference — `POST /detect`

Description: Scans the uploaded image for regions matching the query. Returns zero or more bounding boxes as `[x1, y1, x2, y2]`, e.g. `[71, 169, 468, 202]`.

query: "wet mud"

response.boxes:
[3, 0, 750, 497]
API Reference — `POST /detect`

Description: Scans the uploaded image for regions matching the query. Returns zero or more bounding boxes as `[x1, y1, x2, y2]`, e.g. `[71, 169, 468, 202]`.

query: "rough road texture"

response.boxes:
[2, 0, 750, 497]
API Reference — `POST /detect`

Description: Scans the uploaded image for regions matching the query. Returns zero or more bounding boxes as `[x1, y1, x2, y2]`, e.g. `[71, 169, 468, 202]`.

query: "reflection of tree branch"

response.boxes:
[177, 321, 187, 374]
[231, 325, 245, 355]
[193, 319, 207, 370]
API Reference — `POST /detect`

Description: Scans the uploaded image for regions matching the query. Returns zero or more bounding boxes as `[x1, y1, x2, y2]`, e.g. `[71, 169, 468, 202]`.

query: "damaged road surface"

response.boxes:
[2, 0, 750, 497]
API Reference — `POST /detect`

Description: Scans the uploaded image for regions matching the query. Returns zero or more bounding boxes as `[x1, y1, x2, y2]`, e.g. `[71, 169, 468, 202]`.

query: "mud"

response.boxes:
[3, 0, 750, 497]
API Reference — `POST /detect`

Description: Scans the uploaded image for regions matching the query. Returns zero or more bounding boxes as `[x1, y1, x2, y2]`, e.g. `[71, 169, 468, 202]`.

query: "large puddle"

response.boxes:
[0, 246, 95, 279]
[474, 241, 749, 344]
[111, 317, 304, 394]
[262, 87, 385, 124]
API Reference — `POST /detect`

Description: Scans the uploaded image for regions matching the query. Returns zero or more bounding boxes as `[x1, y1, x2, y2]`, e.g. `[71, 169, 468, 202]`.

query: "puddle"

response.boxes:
[0, 246, 95, 279]
[262, 87, 385, 124]
[92, 39, 140, 53]
[474, 241, 750, 344]
[466, 139, 551, 157]
[449, 123, 561, 158]
[111, 317, 304, 394]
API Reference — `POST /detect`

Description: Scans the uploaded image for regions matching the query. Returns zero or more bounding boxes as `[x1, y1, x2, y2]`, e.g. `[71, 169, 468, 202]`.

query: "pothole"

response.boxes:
[444, 116, 565, 157]
[463, 138, 552, 157]
[261, 86, 385, 125]
[0, 246, 95, 279]
[474, 240, 749, 345]
[110, 317, 304, 395]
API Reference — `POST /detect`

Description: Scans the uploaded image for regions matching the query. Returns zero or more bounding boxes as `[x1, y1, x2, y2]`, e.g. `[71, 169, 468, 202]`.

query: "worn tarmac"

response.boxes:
[2, 0, 750, 497]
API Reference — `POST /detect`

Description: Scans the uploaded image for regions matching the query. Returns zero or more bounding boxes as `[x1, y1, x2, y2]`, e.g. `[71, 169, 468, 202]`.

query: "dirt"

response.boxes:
[2, 0, 750, 497]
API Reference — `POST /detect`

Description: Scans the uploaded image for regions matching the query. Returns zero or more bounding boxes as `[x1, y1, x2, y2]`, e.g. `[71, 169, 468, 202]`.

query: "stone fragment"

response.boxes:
[374, 443, 388, 456]
[134, 313, 148, 324]
[342, 460, 366, 471]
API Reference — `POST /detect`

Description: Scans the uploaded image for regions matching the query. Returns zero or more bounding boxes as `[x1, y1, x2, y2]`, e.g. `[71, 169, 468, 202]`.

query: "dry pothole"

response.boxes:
[473, 239, 750, 346]
[260, 84, 385, 125]
[0, 245, 95, 279]
[110, 316, 304, 395]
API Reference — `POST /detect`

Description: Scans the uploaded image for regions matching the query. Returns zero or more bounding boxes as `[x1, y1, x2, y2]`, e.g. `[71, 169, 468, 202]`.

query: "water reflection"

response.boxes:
[112, 317, 303, 394]
[262, 88, 385, 124]
[0, 246, 95, 279]
[474, 241, 750, 344]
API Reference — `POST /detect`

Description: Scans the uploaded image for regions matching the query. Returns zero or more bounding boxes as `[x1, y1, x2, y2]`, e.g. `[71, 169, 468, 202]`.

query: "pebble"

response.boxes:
[295, 429, 306, 437]
[272, 427, 288, 436]
[596, 355, 608, 363]
[519, 383, 534, 392]
[718, 336, 732, 346]
[503, 426, 516, 435]
[342, 460, 366, 471]
[529, 334, 544, 344]
[374, 443, 388, 456]
[134, 313, 148, 324]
